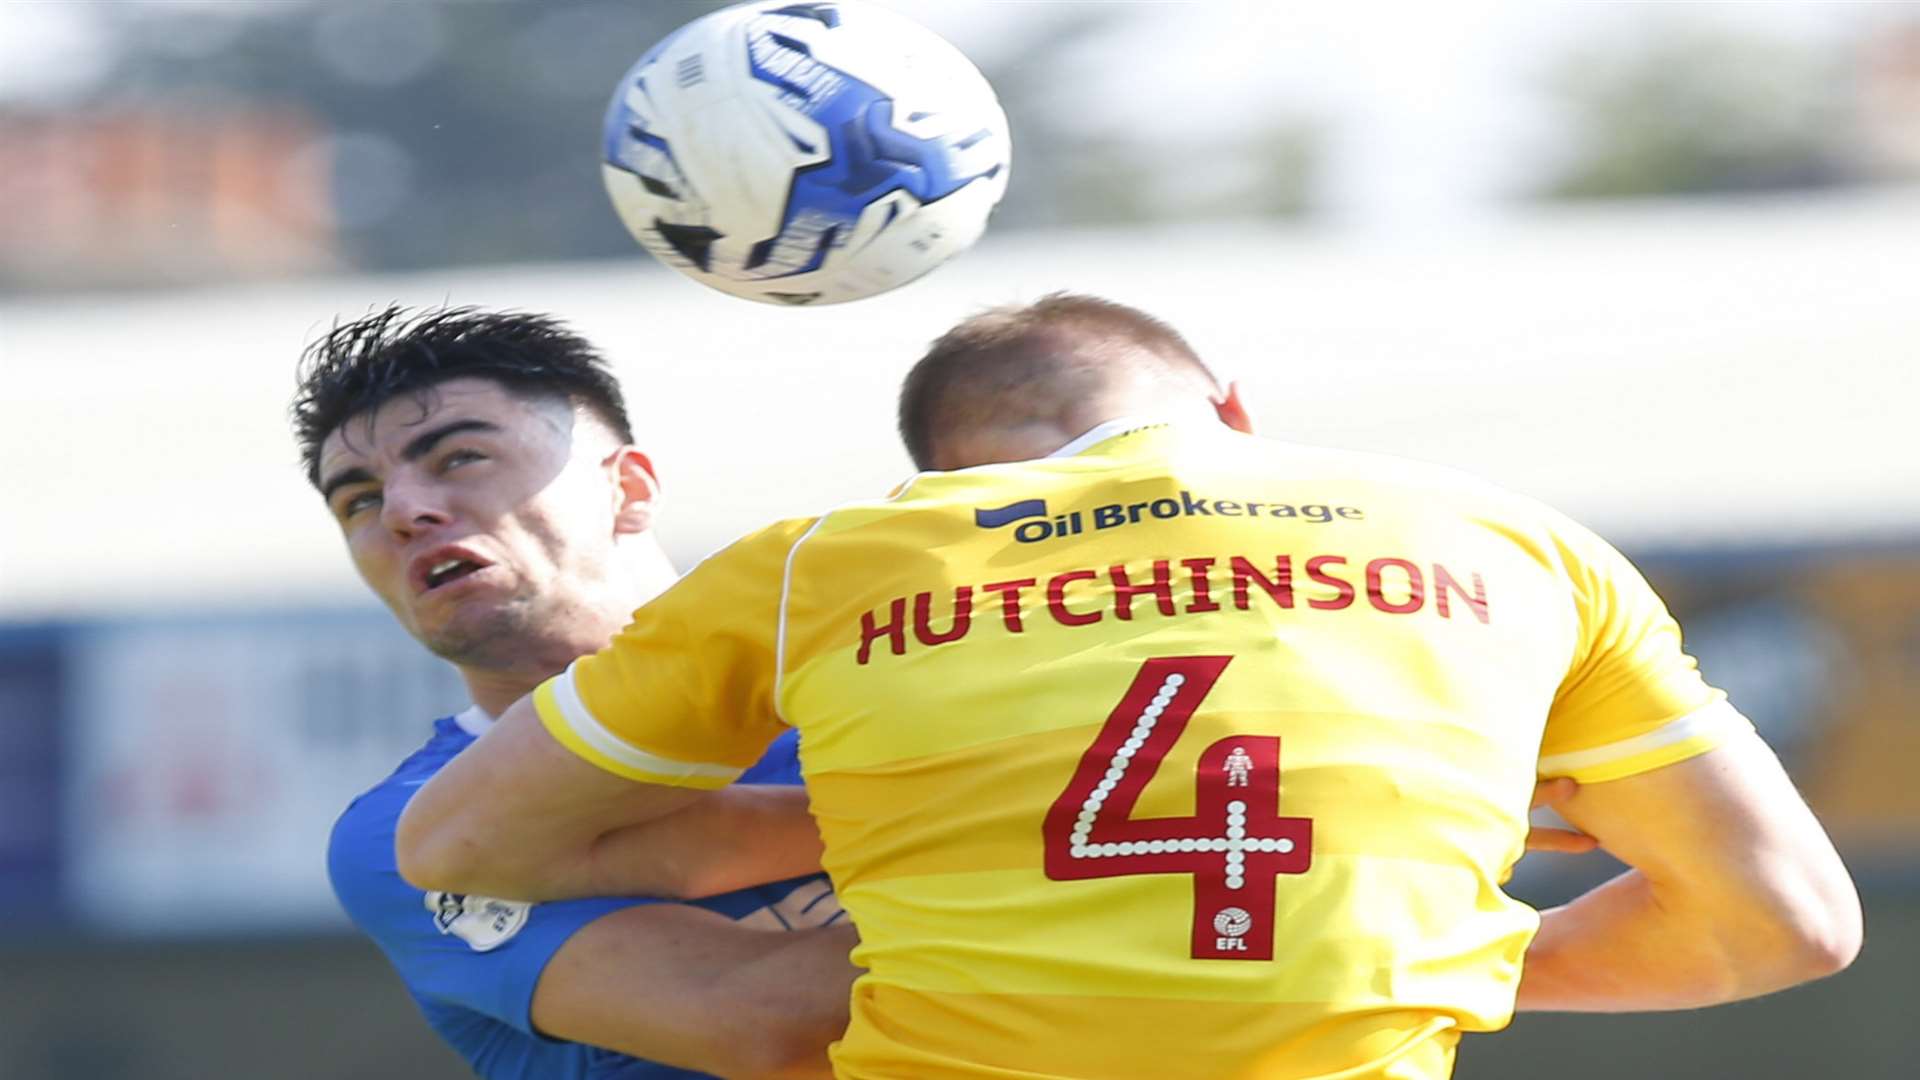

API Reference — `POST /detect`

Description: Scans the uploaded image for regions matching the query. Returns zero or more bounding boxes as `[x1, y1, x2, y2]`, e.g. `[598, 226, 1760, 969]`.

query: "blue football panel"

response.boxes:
[742, 20, 1001, 280]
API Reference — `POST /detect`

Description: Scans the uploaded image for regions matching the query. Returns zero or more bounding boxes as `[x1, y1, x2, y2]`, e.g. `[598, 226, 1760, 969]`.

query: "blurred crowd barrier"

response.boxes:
[0, 612, 464, 938]
[1643, 547, 1920, 859]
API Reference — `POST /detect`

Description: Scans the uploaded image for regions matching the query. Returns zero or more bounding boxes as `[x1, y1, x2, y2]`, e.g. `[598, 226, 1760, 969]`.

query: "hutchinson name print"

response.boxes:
[856, 552, 1490, 664]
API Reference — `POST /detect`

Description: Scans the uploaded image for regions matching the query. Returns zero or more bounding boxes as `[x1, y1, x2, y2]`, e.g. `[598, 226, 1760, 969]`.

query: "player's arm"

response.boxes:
[400, 523, 806, 902]
[593, 783, 825, 900]
[1524, 777, 1596, 854]
[532, 905, 860, 1080]
[335, 785, 857, 1079]
[1516, 727, 1860, 1011]
[1517, 518, 1859, 1011]
[398, 693, 761, 901]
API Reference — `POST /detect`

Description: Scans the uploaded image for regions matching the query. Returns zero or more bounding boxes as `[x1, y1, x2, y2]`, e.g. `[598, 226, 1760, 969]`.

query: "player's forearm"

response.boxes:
[589, 786, 826, 900]
[1521, 733, 1862, 1012]
[398, 693, 700, 900]
[1517, 866, 1857, 1012]
[709, 923, 863, 1080]
[530, 907, 859, 1079]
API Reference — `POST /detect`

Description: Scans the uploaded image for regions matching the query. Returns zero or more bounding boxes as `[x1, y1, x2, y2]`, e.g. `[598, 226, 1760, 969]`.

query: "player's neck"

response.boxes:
[460, 666, 548, 719]
[453, 556, 679, 717]
[453, 626, 617, 715]
[455, 599, 673, 717]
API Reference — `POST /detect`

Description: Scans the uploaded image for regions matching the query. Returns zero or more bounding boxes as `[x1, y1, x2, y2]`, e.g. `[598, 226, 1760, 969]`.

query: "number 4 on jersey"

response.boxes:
[1042, 656, 1312, 961]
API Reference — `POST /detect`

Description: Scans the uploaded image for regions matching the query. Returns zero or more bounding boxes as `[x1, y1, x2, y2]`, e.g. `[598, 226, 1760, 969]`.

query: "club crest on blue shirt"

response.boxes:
[425, 890, 531, 952]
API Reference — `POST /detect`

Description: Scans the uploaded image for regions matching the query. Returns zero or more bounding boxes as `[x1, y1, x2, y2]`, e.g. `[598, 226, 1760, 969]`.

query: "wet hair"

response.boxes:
[897, 292, 1216, 470]
[291, 305, 633, 487]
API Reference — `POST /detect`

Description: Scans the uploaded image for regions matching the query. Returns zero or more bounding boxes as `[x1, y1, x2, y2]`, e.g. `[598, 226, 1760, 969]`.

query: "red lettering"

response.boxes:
[1433, 564, 1489, 624]
[1047, 570, 1102, 627]
[857, 598, 907, 665]
[1041, 656, 1311, 962]
[1181, 557, 1220, 613]
[913, 587, 973, 645]
[1110, 560, 1176, 620]
[1365, 558, 1425, 614]
[1305, 556, 1354, 610]
[979, 579, 1036, 632]
[1230, 555, 1294, 610]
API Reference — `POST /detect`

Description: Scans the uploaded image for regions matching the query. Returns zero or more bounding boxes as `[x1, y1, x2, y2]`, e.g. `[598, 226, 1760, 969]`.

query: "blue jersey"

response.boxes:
[328, 709, 840, 1080]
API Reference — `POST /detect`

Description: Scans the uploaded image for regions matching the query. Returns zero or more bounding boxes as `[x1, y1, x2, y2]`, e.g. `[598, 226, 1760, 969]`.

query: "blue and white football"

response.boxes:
[602, 1, 1011, 305]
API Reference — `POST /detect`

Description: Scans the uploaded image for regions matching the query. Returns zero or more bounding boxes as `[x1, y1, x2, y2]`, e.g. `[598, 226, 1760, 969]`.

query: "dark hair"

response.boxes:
[897, 292, 1213, 470]
[291, 305, 634, 487]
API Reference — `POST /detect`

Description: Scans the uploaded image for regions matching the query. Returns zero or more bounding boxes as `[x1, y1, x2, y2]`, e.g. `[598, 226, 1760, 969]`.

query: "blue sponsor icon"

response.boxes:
[974, 499, 1049, 529]
[975, 499, 1085, 543]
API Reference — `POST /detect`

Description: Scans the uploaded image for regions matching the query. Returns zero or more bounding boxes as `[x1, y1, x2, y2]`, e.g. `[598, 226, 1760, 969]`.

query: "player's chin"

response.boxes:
[417, 606, 526, 668]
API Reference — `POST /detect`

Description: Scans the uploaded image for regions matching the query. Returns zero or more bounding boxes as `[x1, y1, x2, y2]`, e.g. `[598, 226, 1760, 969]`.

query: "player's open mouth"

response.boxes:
[426, 559, 483, 590]
[410, 548, 494, 595]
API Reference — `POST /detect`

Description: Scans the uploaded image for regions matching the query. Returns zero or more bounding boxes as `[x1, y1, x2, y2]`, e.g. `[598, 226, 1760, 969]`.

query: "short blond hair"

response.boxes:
[897, 293, 1217, 469]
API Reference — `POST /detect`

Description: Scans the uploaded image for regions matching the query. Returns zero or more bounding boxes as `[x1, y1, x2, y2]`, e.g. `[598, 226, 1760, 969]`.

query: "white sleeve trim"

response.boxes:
[770, 474, 930, 724]
[550, 661, 741, 781]
[1538, 698, 1749, 776]
[772, 516, 832, 726]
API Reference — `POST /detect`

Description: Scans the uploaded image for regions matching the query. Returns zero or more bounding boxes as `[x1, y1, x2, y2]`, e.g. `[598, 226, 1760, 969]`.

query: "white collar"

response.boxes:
[1047, 416, 1177, 459]
[453, 705, 495, 737]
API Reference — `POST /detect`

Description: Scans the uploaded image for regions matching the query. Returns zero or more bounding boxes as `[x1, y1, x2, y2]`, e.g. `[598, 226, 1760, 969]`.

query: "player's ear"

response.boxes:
[607, 446, 660, 536]
[1212, 381, 1254, 435]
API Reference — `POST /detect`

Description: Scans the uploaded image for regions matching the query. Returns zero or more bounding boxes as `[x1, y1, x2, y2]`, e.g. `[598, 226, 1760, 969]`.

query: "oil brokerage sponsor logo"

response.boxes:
[972, 491, 1366, 544]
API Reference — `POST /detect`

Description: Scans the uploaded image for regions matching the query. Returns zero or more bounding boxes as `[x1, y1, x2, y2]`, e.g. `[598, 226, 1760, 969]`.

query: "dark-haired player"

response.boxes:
[401, 293, 1859, 1079]
[300, 306, 857, 1080]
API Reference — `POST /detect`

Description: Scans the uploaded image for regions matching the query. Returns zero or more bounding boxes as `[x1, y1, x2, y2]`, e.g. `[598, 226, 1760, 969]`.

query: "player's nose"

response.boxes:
[380, 475, 453, 539]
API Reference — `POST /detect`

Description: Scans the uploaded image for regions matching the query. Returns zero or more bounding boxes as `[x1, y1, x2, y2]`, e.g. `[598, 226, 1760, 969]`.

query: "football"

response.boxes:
[600, 1, 1011, 306]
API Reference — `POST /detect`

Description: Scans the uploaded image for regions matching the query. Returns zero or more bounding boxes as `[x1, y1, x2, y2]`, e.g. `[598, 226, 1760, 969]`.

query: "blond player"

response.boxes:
[399, 294, 1860, 1079]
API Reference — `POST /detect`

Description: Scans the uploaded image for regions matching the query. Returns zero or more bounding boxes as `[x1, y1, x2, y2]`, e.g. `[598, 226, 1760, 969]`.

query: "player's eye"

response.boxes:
[441, 449, 486, 471]
[340, 491, 382, 518]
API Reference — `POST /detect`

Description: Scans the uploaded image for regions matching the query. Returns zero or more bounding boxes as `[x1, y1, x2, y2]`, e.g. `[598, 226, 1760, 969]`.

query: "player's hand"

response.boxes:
[1526, 777, 1599, 854]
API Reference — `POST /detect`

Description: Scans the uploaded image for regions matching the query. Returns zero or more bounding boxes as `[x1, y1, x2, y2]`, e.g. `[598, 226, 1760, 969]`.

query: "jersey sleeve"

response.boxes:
[1538, 519, 1753, 783]
[534, 518, 815, 787]
[327, 784, 666, 1037]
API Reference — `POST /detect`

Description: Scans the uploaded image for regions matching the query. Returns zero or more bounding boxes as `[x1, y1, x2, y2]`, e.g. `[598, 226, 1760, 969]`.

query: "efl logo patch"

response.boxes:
[425, 891, 531, 953]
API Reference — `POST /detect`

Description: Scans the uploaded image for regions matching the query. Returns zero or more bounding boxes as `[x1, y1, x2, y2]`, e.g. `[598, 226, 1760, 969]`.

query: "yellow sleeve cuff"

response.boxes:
[1538, 699, 1754, 784]
[534, 668, 741, 790]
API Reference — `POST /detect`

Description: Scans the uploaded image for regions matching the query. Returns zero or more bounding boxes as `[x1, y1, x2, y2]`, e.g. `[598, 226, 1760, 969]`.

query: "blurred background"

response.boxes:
[1, 1, 1916, 1077]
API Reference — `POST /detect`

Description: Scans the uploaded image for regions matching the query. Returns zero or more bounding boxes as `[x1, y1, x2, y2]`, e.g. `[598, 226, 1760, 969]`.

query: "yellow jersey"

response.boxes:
[535, 420, 1748, 1079]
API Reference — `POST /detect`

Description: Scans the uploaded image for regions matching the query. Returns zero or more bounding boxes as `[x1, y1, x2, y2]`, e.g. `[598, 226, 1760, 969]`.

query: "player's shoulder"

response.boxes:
[1241, 436, 1647, 595]
[681, 514, 830, 582]
[1235, 432, 1593, 531]
[334, 712, 472, 821]
[328, 713, 474, 899]
[1218, 429, 1509, 493]
[693, 480, 949, 571]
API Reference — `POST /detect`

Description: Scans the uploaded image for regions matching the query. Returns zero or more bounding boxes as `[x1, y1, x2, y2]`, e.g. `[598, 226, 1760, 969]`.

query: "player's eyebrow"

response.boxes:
[319, 466, 376, 505]
[400, 418, 503, 464]
[318, 419, 503, 504]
